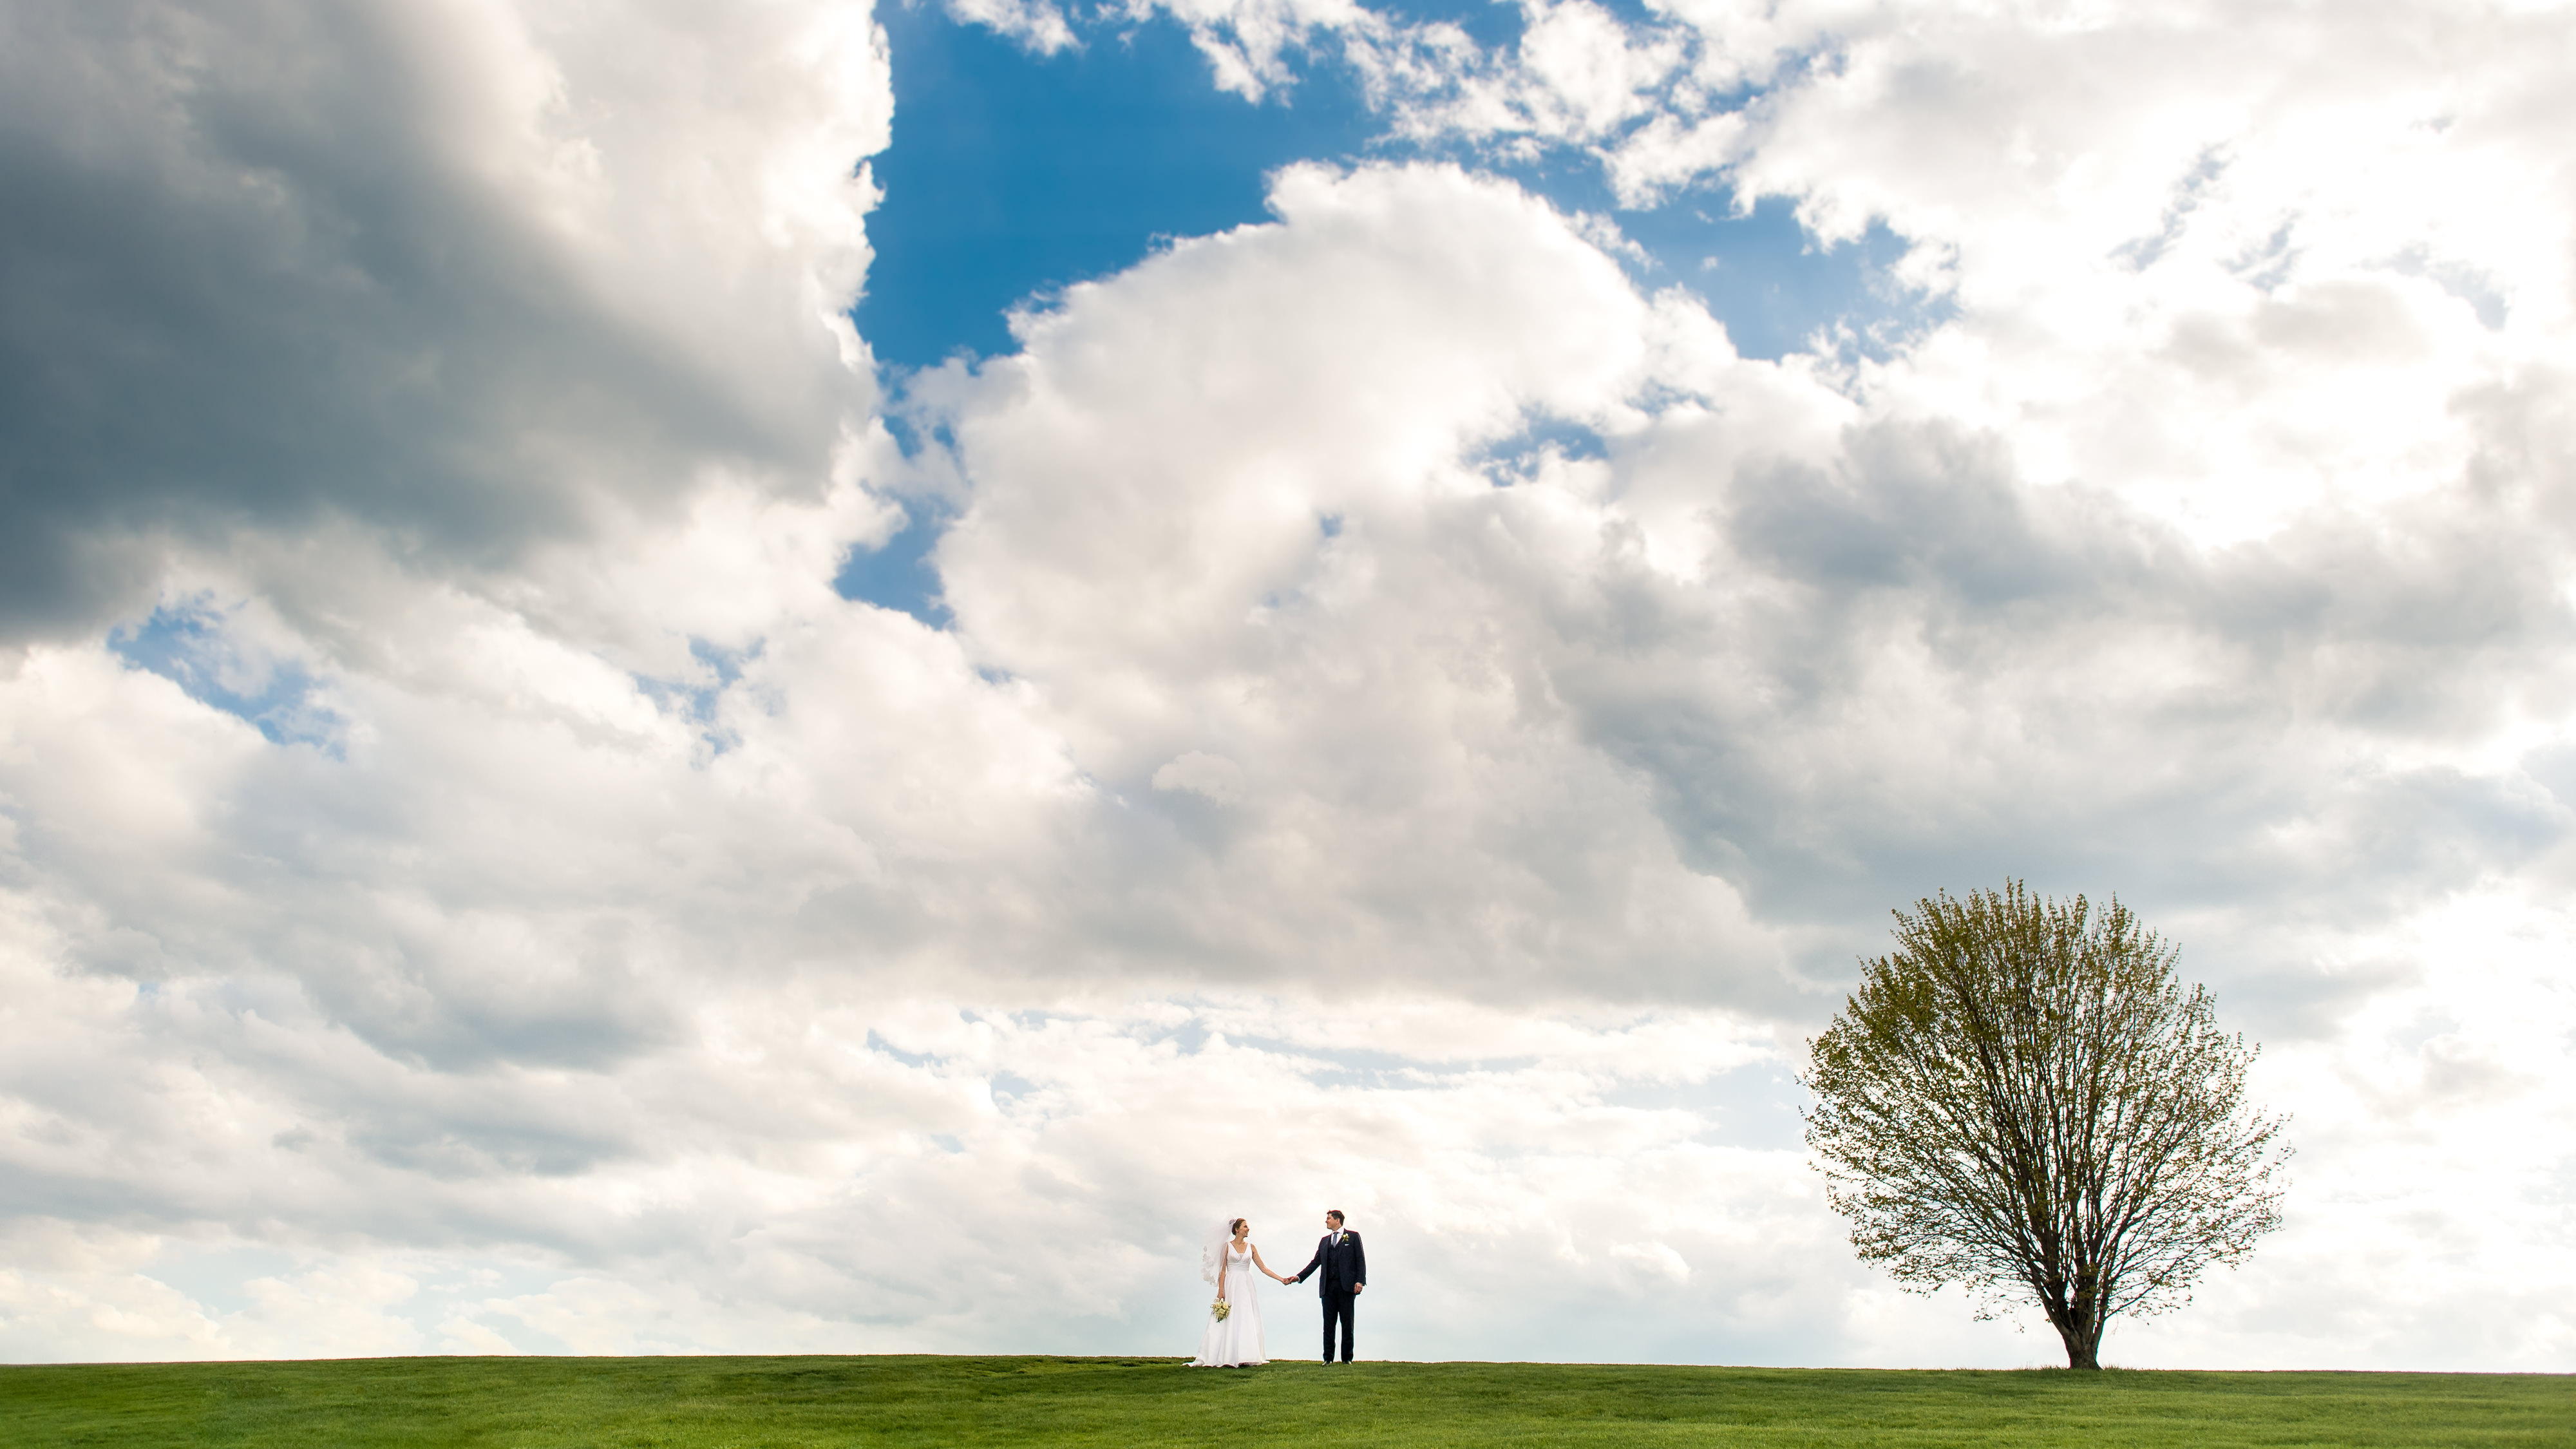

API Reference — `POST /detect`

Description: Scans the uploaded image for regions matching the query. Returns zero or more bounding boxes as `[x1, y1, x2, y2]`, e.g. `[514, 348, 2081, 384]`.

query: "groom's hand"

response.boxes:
[1354, 1283, 1364, 1294]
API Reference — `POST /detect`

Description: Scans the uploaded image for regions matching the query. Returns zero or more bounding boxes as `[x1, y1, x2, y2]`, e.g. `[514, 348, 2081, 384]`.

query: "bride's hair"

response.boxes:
[1229, 1217, 1247, 1236]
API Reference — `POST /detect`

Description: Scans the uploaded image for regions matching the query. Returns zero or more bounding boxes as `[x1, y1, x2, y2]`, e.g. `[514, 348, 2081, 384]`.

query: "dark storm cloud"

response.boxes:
[0, 0, 857, 639]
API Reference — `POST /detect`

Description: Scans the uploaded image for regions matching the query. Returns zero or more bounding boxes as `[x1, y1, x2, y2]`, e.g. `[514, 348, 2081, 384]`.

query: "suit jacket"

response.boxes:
[1292, 1230, 1366, 1294]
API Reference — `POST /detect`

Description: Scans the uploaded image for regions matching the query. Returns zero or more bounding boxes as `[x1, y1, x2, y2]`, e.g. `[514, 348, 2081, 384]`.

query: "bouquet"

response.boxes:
[1210, 1298, 1232, 1323]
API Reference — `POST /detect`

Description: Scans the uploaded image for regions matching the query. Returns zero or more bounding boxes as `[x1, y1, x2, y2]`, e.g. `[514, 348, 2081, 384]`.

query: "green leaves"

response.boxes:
[1802, 882, 2290, 1368]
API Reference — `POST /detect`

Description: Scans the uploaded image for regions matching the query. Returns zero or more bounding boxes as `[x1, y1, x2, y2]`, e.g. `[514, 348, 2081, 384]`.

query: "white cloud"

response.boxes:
[1124, 0, 1383, 100]
[1155, 751, 1250, 804]
[945, 0, 1079, 55]
[1375, 0, 2576, 540]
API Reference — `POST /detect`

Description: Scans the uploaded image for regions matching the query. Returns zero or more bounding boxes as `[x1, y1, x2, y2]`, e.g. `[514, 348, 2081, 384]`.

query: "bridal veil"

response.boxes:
[1200, 1218, 1238, 1286]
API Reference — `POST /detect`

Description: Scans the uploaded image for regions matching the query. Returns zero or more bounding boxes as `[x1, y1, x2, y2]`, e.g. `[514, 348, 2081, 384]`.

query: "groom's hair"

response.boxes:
[1325, 1210, 1345, 1224]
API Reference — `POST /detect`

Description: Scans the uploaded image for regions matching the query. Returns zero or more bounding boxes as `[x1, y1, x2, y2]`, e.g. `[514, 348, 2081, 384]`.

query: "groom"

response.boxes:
[1287, 1209, 1366, 1363]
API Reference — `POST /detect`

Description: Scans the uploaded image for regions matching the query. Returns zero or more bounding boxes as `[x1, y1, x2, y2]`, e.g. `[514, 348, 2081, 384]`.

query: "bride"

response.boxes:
[1189, 1217, 1291, 1367]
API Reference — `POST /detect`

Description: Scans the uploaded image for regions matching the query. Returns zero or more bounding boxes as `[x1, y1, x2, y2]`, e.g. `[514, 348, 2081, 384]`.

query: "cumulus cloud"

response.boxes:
[3, 0, 2573, 1374]
[0, 0, 890, 641]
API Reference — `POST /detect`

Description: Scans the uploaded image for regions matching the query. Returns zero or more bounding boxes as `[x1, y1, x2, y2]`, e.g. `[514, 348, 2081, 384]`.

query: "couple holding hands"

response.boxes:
[1189, 1210, 1368, 1368]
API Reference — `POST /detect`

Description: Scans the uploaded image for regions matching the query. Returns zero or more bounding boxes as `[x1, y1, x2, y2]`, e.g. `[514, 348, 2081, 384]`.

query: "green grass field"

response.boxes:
[4, 1356, 2568, 1448]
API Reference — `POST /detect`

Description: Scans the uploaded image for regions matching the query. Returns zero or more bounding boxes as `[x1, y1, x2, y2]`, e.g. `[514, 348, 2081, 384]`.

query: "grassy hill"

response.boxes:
[5, 1354, 2568, 1447]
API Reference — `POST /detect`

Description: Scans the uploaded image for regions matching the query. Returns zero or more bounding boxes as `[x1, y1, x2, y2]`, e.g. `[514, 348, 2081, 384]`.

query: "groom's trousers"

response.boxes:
[1321, 1287, 1356, 1363]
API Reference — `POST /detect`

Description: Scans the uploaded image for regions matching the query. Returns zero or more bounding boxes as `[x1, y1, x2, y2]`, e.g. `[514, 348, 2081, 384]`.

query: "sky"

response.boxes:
[0, 0, 2571, 1370]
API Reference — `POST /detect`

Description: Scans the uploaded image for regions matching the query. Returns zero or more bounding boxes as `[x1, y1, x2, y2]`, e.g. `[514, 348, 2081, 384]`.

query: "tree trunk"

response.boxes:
[2044, 1270, 2105, 1368]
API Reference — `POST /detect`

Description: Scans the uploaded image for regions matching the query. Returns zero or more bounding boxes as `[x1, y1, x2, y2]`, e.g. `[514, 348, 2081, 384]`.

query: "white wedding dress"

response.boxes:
[1189, 1245, 1268, 1367]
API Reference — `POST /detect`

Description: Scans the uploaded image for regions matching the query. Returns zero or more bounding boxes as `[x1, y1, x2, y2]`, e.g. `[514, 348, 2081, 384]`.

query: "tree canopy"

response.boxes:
[1803, 882, 2289, 1369]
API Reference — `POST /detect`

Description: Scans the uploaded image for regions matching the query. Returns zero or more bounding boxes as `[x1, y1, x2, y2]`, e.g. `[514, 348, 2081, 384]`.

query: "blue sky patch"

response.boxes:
[109, 600, 339, 750]
[1473, 416, 1612, 486]
[636, 638, 761, 755]
[862, 5, 1930, 372]
[862, 6, 1378, 368]
[833, 499, 956, 624]
[1376, 0, 1529, 51]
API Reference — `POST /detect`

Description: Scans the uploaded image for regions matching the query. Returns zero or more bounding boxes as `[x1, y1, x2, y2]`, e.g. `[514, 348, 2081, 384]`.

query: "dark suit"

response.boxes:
[1290, 1229, 1367, 1362]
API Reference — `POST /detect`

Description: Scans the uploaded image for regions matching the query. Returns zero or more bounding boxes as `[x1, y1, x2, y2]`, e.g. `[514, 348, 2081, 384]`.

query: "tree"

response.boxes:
[1801, 882, 2289, 1370]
